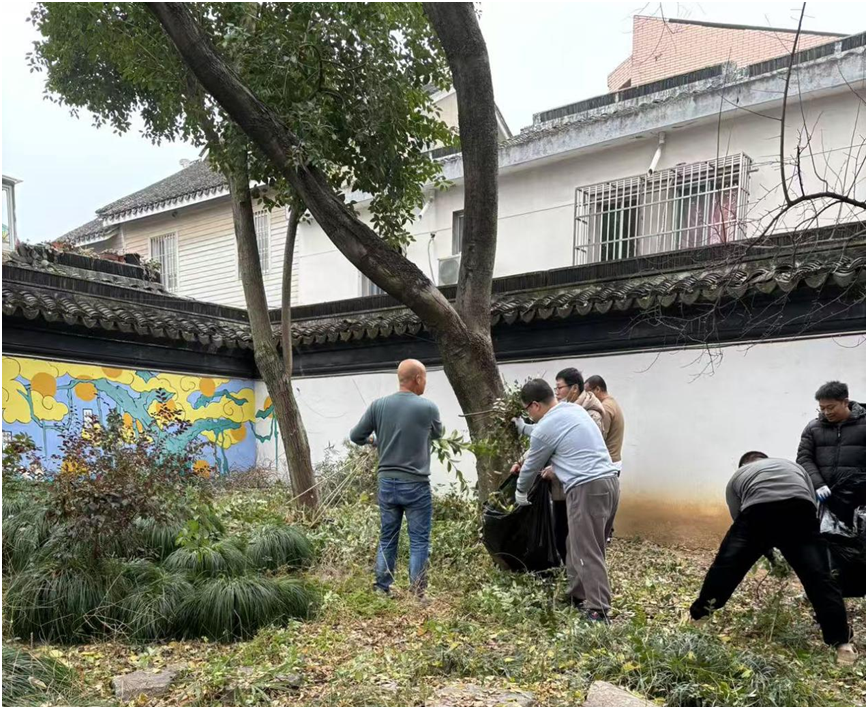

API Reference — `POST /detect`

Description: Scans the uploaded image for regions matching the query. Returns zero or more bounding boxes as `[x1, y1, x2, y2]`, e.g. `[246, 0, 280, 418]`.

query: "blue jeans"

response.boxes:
[375, 478, 432, 593]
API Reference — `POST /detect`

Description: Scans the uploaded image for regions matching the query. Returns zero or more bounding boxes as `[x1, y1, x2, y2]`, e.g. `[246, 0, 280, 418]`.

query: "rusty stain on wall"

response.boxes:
[614, 494, 732, 549]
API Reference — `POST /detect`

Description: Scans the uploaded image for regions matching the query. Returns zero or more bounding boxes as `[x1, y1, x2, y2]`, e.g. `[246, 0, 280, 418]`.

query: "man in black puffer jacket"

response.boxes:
[797, 381, 866, 524]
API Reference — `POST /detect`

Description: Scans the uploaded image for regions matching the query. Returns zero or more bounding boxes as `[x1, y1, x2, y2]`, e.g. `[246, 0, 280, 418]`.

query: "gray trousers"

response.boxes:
[565, 475, 620, 612]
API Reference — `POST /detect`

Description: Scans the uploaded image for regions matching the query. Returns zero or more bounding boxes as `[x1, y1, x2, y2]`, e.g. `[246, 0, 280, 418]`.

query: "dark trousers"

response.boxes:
[690, 499, 850, 646]
[554, 500, 569, 563]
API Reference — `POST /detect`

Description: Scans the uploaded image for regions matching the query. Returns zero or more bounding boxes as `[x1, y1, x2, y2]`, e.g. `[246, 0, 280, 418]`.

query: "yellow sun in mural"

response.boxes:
[193, 459, 213, 478]
[199, 378, 216, 398]
[74, 382, 97, 401]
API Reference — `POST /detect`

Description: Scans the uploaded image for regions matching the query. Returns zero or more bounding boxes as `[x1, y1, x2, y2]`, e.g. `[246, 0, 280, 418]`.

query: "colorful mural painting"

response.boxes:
[2, 356, 267, 474]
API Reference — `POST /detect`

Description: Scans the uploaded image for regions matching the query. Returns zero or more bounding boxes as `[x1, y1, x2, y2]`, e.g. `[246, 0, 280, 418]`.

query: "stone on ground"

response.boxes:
[583, 680, 655, 707]
[112, 668, 177, 701]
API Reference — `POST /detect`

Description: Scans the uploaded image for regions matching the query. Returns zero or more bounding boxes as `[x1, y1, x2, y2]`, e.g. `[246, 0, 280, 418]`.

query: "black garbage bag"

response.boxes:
[820, 503, 866, 598]
[827, 473, 866, 528]
[482, 474, 561, 573]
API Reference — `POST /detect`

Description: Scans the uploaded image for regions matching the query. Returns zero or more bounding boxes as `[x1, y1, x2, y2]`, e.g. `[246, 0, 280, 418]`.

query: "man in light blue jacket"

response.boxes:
[512, 378, 619, 621]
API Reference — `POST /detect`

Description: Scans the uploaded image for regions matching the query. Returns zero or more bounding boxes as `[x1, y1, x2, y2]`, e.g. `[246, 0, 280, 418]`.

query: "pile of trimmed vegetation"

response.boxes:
[3, 408, 318, 644]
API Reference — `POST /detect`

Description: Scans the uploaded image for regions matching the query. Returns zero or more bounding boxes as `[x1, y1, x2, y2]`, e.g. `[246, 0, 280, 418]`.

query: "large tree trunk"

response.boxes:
[149, 2, 505, 497]
[424, 2, 504, 494]
[226, 156, 317, 508]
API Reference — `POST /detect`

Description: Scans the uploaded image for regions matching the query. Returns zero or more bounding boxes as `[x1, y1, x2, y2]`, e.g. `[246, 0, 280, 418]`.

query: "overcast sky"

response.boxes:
[1, 2, 864, 242]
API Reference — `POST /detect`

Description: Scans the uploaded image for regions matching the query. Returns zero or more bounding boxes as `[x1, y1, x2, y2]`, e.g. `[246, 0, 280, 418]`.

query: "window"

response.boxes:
[452, 210, 464, 255]
[150, 232, 179, 292]
[239, 210, 271, 277]
[360, 273, 385, 297]
[597, 193, 639, 262]
[82, 409, 95, 427]
[2, 431, 11, 447]
[2, 184, 14, 251]
[574, 154, 750, 265]
[674, 160, 742, 249]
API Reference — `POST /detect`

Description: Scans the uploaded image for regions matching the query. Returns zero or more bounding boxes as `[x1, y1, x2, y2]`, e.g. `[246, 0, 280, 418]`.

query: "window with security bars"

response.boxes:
[238, 210, 271, 277]
[359, 244, 406, 296]
[149, 232, 179, 292]
[360, 274, 385, 297]
[452, 210, 464, 255]
[573, 154, 751, 265]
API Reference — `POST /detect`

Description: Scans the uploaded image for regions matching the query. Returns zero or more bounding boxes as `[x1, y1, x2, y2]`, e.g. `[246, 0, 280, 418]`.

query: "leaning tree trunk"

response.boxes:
[149, 2, 506, 498]
[226, 156, 318, 508]
[281, 209, 300, 373]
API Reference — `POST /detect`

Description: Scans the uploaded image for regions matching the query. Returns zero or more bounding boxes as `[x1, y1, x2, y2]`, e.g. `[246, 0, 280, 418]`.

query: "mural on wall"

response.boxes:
[2, 356, 268, 474]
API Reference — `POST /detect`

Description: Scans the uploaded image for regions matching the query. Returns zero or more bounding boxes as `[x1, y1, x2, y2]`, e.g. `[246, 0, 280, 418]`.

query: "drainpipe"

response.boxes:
[647, 132, 666, 175]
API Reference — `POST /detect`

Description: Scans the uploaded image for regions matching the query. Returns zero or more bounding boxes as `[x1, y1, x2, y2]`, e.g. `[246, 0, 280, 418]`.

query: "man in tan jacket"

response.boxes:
[585, 375, 624, 474]
[586, 375, 625, 543]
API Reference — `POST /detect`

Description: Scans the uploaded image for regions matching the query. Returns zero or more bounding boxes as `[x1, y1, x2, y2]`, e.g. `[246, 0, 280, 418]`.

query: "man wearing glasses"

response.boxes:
[511, 379, 619, 622]
[515, 368, 607, 563]
[797, 381, 865, 523]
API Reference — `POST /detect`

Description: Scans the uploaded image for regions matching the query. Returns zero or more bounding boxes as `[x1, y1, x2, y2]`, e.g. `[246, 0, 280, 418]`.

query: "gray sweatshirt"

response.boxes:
[725, 457, 817, 520]
[517, 402, 617, 495]
[350, 392, 443, 481]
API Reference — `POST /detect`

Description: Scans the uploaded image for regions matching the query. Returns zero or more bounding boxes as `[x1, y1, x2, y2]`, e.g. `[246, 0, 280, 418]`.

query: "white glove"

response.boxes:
[816, 485, 832, 502]
[514, 489, 531, 506]
[512, 417, 525, 434]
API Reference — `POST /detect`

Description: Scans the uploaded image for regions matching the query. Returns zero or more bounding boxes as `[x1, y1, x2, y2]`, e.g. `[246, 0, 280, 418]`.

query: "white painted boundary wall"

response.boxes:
[256, 334, 865, 544]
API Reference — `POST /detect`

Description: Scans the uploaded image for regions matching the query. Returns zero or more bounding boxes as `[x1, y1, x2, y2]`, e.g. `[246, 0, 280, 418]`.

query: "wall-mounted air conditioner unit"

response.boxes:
[438, 254, 461, 286]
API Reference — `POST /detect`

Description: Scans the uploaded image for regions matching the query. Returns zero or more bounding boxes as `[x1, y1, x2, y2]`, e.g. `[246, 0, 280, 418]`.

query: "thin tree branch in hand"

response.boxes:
[779, 2, 806, 207]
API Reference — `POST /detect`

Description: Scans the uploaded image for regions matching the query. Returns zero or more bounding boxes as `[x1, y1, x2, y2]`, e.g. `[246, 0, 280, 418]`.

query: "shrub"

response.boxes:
[2, 504, 52, 574]
[164, 539, 248, 578]
[48, 405, 214, 564]
[6, 556, 127, 642]
[136, 517, 186, 560]
[115, 560, 195, 640]
[247, 525, 314, 571]
[186, 575, 319, 641]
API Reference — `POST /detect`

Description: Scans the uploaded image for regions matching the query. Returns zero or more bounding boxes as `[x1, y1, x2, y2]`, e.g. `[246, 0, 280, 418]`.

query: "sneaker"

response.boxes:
[372, 584, 391, 597]
[584, 609, 610, 624]
[688, 614, 709, 628]
[836, 643, 857, 666]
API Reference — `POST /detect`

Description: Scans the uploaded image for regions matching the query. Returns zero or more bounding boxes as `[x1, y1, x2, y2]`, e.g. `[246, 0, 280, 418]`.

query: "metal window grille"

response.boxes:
[254, 210, 270, 274]
[150, 232, 179, 292]
[573, 154, 751, 265]
[238, 210, 271, 277]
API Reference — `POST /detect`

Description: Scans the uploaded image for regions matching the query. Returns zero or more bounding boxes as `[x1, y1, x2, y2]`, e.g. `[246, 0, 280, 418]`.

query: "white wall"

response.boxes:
[258, 334, 866, 545]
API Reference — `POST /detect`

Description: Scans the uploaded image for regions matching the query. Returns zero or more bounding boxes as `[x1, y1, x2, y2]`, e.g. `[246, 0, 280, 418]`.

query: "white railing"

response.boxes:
[573, 154, 751, 265]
